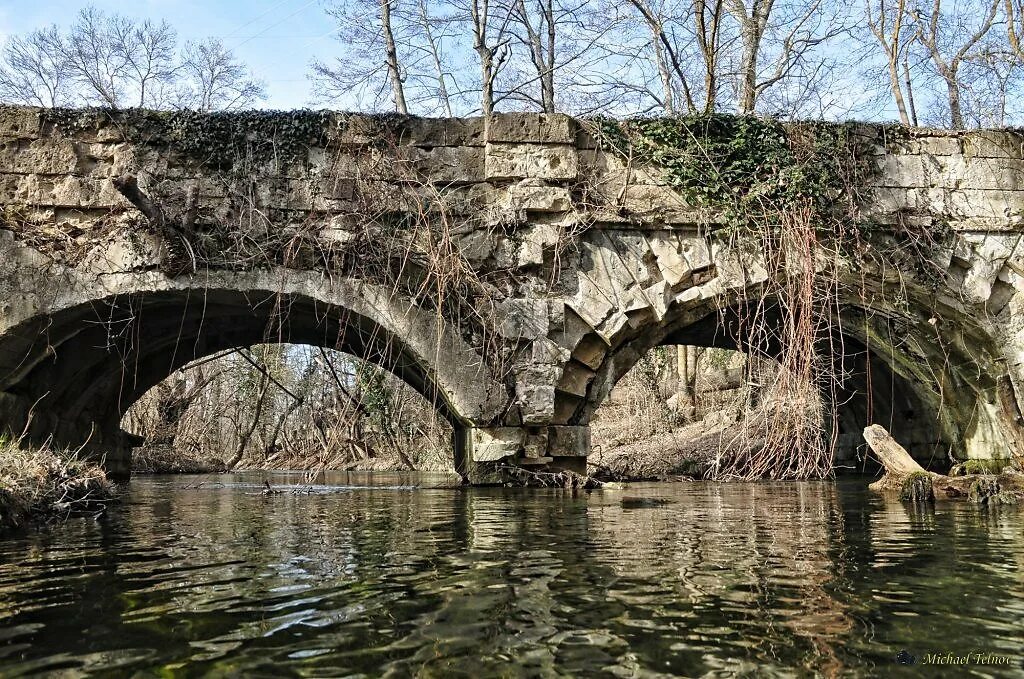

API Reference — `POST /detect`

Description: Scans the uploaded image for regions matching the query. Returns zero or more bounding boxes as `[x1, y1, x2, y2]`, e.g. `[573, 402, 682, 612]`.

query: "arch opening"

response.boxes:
[124, 343, 455, 473]
[584, 302, 950, 479]
[0, 287, 491, 474]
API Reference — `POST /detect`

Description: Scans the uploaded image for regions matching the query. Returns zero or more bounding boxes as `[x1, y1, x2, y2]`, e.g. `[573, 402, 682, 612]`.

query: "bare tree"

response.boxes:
[382, 0, 411, 112]
[414, 0, 457, 116]
[626, 0, 698, 113]
[865, 0, 916, 125]
[311, 0, 410, 112]
[695, 0, 727, 113]
[1005, 0, 1024, 57]
[963, 40, 1022, 126]
[109, 18, 179, 108]
[466, 0, 513, 114]
[178, 39, 266, 112]
[725, 0, 773, 113]
[913, 0, 999, 129]
[0, 5, 262, 112]
[63, 6, 129, 107]
[725, 0, 850, 115]
[509, 0, 558, 111]
[0, 26, 71, 107]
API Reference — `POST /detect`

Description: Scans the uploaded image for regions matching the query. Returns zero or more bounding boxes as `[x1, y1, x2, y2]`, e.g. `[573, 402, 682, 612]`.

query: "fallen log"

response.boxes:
[864, 426, 929, 483]
[864, 424, 1023, 504]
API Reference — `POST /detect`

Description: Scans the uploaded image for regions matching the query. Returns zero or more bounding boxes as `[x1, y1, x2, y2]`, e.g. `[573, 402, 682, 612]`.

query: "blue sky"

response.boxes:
[0, 0, 334, 108]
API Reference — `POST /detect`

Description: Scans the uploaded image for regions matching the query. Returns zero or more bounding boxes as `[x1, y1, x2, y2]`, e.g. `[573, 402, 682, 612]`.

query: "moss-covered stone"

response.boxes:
[950, 459, 1010, 476]
[968, 477, 1001, 504]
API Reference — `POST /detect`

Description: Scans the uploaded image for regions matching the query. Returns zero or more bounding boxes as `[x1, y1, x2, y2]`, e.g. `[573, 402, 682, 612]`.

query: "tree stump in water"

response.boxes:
[899, 472, 935, 504]
[864, 424, 1024, 504]
[864, 424, 931, 492]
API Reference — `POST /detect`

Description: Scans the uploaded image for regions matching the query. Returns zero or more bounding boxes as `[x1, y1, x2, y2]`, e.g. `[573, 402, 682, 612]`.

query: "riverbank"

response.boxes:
[132, 443, 455, 475]
[0, 440, 117, 531]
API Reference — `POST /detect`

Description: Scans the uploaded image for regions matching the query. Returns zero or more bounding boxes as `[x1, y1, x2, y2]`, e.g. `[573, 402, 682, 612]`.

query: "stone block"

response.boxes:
[333, 115, 482, 148]
[913, 134, 959, 156]
[570, 272, 614, 328]
[469, 427, 524, 462]
[546, 425, 590, 457]
[404, 145, 484, 183]
[0, 138, 78, 174]
[531, 337, 570, 364]
[598, 311, 631, 344]
[875, 153, 929, 187]
[648, 233, 691, 288]
[456, 229, 497, 263]
[83, 230, 163, 274]
[516, 383, 556, 423]
[550, 307, 595, 353]
[0, 108, 41, 139]
[522, 429, 549, 458]
[935, 156, 1024, 192]
[509, 183, 572, 212]
[485, 143, 578, 181]
[557, 362, 595, 397]
[516, 222, 561, 267]
[402, 117, 485, 147]
[571, 333, 608, 370]
[962, 131, 1024, 159]
[486, 113, 575, 144]
[496, 298, 549, 340]
[681, 237, 713, 271]
[867, 187, 914, 214]
[622, 183, 691, 214]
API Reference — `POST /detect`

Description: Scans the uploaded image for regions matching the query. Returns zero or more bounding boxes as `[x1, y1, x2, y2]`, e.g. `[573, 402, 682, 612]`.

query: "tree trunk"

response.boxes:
[650, 32, 675, 113]
[902, 56, 917, 126]
[888, 58, 911, 126]
[227, 373, 270, 470]
[737, 21, 760, 113]
[472, 0, 497, 115]
[418, 0, 453, 116]
[542, 0, 555, 112]
[380, 0, 409, 114]
[943, 68, 964, 129]
[676, 346, 689, 398]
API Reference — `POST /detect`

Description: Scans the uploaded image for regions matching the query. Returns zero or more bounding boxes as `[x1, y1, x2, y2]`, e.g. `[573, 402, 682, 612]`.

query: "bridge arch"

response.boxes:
[550, 240, 1022, 469]
[0, 270, 507, 475]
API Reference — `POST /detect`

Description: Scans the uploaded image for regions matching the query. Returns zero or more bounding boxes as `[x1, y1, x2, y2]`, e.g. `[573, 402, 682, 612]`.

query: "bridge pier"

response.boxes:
[457, 425, 590, 484]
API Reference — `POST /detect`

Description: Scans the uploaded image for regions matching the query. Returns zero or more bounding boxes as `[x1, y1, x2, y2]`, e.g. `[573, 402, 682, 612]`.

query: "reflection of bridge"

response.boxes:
[0, 106, 1022, 480]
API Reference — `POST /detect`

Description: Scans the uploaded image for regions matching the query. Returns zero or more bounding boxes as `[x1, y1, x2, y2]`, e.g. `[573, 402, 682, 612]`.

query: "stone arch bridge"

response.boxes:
[1, 106, 1023, 481]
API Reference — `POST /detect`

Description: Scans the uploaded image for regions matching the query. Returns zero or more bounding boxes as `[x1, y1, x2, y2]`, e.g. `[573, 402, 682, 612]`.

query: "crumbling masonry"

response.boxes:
[1, 106, 1023, 480]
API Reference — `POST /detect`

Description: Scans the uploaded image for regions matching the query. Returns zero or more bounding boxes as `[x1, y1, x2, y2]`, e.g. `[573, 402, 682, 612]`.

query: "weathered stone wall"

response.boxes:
[1, 105, 1023, 479]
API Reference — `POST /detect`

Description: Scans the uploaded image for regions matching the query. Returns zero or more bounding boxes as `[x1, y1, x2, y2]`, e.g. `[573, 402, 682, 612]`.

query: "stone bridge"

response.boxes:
[1, 105, 1023, 481]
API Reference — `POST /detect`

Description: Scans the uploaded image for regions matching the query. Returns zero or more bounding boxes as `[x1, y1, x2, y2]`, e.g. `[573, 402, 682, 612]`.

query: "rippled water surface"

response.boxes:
[1, 473, 1023, 677]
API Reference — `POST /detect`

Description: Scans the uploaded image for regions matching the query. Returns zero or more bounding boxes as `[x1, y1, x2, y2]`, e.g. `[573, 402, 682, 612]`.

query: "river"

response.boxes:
[0, 473, 1022, 677]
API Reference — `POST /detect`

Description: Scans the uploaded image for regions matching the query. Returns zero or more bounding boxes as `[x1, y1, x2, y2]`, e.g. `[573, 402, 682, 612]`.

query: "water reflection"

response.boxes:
[0, 475, 1021, 677]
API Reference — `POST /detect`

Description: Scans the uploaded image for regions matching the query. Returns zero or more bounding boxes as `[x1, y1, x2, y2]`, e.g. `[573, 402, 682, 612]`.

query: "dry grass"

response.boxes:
[590, 348, 824, 481]
[0, 438, 116, 531]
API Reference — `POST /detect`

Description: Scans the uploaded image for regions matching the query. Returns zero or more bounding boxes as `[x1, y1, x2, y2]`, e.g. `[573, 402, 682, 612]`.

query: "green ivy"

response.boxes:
[40, 107, 343, 172]
[591, 114, 875, 237]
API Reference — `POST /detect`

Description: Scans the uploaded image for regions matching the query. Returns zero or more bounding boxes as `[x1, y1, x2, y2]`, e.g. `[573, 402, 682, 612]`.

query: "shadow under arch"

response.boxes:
[0, 284, 506, 475]
[565, 299, 950, 468]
